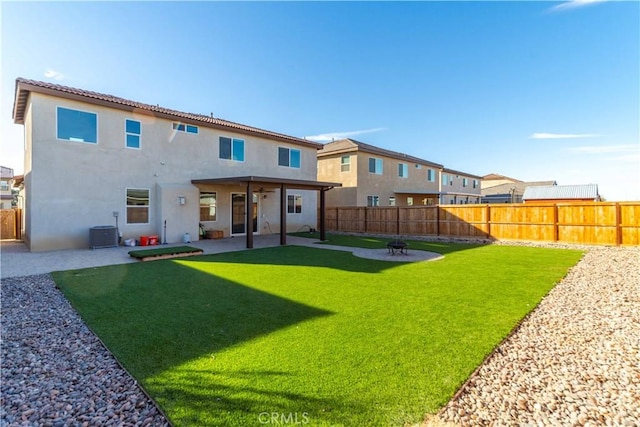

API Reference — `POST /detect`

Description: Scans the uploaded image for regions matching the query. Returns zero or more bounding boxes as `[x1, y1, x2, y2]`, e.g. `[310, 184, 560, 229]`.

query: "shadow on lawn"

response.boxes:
[147, 367, 367, 426]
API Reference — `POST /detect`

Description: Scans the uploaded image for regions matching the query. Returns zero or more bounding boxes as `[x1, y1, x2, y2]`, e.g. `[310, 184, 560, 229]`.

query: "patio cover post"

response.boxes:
[320, 188, 327, 241]
[246, 181, 253, 249]
[280, 183, 286, 245]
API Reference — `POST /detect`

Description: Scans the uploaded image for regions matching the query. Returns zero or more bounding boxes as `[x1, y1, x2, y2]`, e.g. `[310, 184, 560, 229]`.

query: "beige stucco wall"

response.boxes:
[24, 93, 319, 251]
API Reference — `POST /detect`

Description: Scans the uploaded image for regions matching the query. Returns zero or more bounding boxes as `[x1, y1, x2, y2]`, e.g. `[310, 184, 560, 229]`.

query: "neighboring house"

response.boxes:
[12, 78, 339, 251]
[317, 139, 444, 207]
[522, 184, 601, 203]
[439, 167, 482, 205]
[317, 139, 482, 206]
[481, 173, 557, 203]
[0, 166, 14, 209]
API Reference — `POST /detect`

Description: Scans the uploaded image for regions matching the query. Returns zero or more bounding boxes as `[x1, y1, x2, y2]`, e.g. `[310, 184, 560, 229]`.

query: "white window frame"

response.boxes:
[368, 157, 383, 175]
[199, 192, 217, 222]
[287, 194, 302, 214]
[172, 122, 199, 134]
[219, 136, 245, 162]
[398, 163, 409, 178]
[125, 119, 141, 149]
[56, 106, 98, 144]
[463, 178, 468, 187]
[278, 147, 301, 168]
[427, 169, 436, 182]
[126, 188, 150, 225]
[367, 195, 380, 207]
[341, 155, 350, 172]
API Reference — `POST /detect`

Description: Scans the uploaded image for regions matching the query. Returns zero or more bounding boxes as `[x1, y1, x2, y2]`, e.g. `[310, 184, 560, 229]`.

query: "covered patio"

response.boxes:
[191, 176, 341, 249]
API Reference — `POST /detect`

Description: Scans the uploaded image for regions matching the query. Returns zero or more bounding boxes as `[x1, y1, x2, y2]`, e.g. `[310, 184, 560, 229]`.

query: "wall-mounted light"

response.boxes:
[178, 196, 186, 205]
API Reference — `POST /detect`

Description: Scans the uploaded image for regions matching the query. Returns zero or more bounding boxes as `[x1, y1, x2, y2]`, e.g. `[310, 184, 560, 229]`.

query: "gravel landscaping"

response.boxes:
[1, 245, 638, 426]
[440, 246, 640, 426]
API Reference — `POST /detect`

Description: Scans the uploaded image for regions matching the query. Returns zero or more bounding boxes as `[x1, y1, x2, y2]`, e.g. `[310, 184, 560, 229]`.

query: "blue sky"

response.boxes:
[1, 1, 638, 200]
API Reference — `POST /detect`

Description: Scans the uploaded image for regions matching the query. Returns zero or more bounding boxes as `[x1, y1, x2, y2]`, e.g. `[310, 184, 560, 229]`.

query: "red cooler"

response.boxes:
[140, 236, 149, 246]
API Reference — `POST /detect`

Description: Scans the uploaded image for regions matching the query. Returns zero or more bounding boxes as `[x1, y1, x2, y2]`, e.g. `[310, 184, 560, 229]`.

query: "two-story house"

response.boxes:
[317, 139, 445, 207]
[317, 139, 481, 206]
[12, 78, 339, 251]
[0, 166, 14, 209]
[439, 168, 483, 204]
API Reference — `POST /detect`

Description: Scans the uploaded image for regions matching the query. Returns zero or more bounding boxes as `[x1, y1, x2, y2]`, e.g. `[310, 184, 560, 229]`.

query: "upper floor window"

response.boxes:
[463, 178, 469, 187]
[173, 122, 198, 134]
[287, 194, 302, 214]
[219, 137, 245, 162]
[200, 192, 217, 221]
[126, 188, 149, 224]
[57, 107, 97, 144]
[278, 147, 301, 168]
[473, 179, 478, 189]
[0, 181, 9, 191]
[341, 155, 350, 172]
[398, 163, 408, 178]
[427, 169, 436, 182]
[125, 119, 141, 149]
[367, 195, 380, 207]
[442, 174, 449, 186]
[368, 157, 383, 175]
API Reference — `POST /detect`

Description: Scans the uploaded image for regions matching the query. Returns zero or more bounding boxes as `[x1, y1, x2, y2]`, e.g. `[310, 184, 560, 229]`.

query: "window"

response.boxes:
[368, 157, 383, 174]
[278, 147, 301, 168]
[200, 192, 217, 221]
[442, 174, 449, 186]
[125, 119, 141, 149]
[57, 107, 97, 143]
[341, 155, 350, 172]
[473, 179, 478, 189]
[389, 196, 396, 206]
[126, 188, 149, 224]
[0, 181, 9, 191]
[172, 122, 198, 134]
[463, 178, 468, 187]
[367, 195, 380, 207]
[427, 169, 436, 182]
[407, 196, 414, 206]
[398, 163, 408, 178]
[219, 137, 245, 161]
[287, 194, 302, 214]
[415, 164, 422, 169]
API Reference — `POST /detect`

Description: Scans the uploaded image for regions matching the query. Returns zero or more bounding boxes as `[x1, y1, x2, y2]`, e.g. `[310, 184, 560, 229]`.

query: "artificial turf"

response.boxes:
[53, 237, 583, 426]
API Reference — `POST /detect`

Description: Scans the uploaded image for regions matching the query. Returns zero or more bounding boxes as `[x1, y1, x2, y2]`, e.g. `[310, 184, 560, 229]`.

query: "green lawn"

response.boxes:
[53, 237, 583, 426]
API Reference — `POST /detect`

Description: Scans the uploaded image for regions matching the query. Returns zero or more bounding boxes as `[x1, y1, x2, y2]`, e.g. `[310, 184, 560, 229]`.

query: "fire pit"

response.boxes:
[386, 239, 408, 255]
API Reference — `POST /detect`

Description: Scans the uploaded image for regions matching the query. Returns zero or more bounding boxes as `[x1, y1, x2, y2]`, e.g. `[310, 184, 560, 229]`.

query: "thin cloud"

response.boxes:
[530, 132, 602, 139]
[569, 144, 638, 154]
[305, 127, 387, 143]
[548, 0, 609, 13]
[44, 69, 66, 81]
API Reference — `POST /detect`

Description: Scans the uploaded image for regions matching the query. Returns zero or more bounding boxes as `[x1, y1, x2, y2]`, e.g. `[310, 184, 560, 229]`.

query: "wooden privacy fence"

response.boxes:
[324, 202, 640, 246]
[1, 208, 22, 240]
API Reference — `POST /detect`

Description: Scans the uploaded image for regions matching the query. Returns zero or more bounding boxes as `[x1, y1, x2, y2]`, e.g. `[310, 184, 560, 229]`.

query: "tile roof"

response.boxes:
[12, 78, 321, 148]
[318, 138, 444, 168]
[523, 184, 600, 201]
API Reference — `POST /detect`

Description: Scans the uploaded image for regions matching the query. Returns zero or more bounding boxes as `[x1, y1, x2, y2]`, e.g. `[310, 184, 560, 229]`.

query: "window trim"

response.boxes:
[278, 147, 301, 168]
[398, 163, 409, 178]
[172, 122, 199, 134]
[219, 136, 245, 162]
[56, 106, 98, 144]
[368, 157, 383, 175]
[125, 118, 141, 149]
[199, 191, 217, 222]
[287, 194, 303, 214]
[427, 169, 436, 182]
[367, 195, 380, 207]
[125, 187, 150, 225]
[340, 155, 351, 172]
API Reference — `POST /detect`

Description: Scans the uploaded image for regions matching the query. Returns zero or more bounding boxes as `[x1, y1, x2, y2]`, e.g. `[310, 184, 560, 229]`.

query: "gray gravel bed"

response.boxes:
[0, 274, 170, 427]
[440, 246, 640, 426]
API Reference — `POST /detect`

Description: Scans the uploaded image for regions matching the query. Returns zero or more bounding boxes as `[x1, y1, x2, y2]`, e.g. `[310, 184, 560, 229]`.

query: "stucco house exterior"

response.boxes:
[317, 139, 444, 207]
[317, 139, 481, 206]
[0, 166, 14, 209]
[12, 78, 338, 251]
[481, 173, 557, 203]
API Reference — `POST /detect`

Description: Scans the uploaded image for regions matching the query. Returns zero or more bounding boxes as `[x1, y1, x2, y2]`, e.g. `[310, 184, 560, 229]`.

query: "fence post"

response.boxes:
[553, 204, 559, 242]
[485, 204, 491, 239]
[436, 206, 440, 236]
[364, 207, 368, 234]
[335, 207, 339, 232]
[615, 203, 622, 246]
[396, 206, 400, 235]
